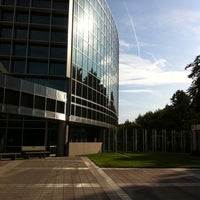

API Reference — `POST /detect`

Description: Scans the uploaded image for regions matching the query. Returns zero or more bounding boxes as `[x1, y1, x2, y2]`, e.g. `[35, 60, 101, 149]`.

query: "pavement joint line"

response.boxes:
[82, 157, 132, 200]
[103, 168, 200, 170]
[118, 182, 200, 187]
[0, 183, 100, 188]
[16, 167, 89, 170]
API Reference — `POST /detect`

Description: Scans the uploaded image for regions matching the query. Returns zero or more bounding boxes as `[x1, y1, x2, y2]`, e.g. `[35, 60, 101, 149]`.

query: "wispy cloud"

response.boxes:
[120, 89, 154, 93]
[122, 0, 141, 57]
[157, 9, 200, 38]
[119, 53, 190, 86]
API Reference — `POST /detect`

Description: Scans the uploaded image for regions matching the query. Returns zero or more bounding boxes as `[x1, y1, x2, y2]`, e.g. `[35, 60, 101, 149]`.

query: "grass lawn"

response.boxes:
[86, 152, 200, 168]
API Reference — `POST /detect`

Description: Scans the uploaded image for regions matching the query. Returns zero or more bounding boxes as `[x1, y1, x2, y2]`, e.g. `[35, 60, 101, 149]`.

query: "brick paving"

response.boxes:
[104, 168, 200, 200]
[0, 157, 200, 199]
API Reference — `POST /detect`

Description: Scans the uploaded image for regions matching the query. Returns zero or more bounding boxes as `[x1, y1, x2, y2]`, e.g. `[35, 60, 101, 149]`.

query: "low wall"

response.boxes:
[68, 142, 102, 156]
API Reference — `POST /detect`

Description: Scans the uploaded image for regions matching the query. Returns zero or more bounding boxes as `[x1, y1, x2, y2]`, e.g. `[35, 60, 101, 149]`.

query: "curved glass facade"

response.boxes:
[71, 0, 119, 126]
[0, 0, 119, 155]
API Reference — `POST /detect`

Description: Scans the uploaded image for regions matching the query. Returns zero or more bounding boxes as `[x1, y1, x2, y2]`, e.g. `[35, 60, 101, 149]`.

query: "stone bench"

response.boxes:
[0, 152, 21, 160]
[21, 146, 49, 159]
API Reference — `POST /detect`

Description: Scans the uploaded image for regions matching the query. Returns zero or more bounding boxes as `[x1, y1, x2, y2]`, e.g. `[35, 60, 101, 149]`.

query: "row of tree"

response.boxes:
[122, 55, 200, 130]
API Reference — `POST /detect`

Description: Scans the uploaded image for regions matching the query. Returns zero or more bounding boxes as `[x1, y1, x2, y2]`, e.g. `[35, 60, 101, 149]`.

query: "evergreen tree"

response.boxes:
[185, 55, 200, 112]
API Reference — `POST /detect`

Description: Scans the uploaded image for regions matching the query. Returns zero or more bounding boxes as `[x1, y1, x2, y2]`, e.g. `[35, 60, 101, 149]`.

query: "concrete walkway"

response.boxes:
[0, 157, 200, 200]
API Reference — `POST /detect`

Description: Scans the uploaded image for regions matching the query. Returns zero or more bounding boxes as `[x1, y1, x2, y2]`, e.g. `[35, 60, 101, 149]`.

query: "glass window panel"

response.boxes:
[52, 0, 68, 10]
[17, 0, 30, 6]
[29, 45, 48, 58]
[16, 12, 29, 22]
[51, 31, 67, 42]
[76, 105, 81, 116]
[51, 47, 66, 59]
[15, 28, 27, 39]
[13, 61, 26, 74]
[2, 11, 13, 21]
[23, 129, 44, 146]
[0, 43, 11, 55]
[3, 0, 15, 5]
[77, 50, 82, 66]
[28, 62, 48, 75]
[0, 87, 4, 103]
[48, 79, 66, 91]
[52, 15, 67, 26]
[56, 101, 64, 113]
[34, 95, 45, 110]
[46, 98, 55, 112]
[32, 0, 51, 8]
[0, 59, 9, 72]
[30, 29, 49, 41]
[5, 89, 20, 106]
[21, 93, 33, 108]
[14, 44, 27, 56]
[50, 62, 66, 76]
[31, 13, 50, 24]
[0, 28, 12, 38]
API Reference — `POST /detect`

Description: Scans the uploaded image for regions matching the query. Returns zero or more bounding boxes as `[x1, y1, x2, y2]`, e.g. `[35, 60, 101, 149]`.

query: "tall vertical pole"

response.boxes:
[125, 128, 127, 152]
[155, 129, 157, 152]
[135, 128, 138, 152]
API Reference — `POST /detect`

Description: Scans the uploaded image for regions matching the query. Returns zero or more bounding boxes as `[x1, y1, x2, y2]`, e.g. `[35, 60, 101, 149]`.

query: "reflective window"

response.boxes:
[46, 98, 55, 112]
[48, 79, 66, 91]
[34, 95, 45, 110]
[52, 15, 67, 26]
[15, 28, 27, 39]
[14, 44, 27, 56]
[2, 11, 14, 21]
[29, 45, 48, 58]
[13, 61, 26, 74]
[31, 13, 50, 24]
[0, 28, 12, 38]
[51, 47, 66, 59]
[57, 101, 64, 113]
[0, 59, 9, 72]
[0, 88, 4, 103]
[52, 0, 68, 10]
[32, 0, 51, 8]
[21, 93, 33, 108]
[72, 0, 119, 124]
[3, 0, 15, 5]
[17, 0, 30, 6]
[16, 12, 29, 23]
[0, 43, 11, 55]
[28, 62, 48, 75]
[50, 62, 66, 76]
[5, 89, 20, 106]
[51, 31, 67, 42]
[30, 29, 49, 41]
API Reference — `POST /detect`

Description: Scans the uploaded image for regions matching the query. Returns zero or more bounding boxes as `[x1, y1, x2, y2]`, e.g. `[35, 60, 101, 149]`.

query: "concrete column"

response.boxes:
[57, 121, 67, 156]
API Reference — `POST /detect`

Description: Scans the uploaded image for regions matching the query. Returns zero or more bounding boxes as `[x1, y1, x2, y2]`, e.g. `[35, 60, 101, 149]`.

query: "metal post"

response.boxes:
[135, 128, 138, 152]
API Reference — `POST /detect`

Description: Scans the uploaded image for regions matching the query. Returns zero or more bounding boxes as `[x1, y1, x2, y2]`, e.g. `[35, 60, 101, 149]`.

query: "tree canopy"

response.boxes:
[121, 55, 200, 130]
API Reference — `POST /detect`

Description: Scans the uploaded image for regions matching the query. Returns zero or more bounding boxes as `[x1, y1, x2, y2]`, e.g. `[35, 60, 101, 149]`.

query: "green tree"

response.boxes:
[135, 90, 191, 130]
[185, 55, 200, 112]
[170, 90, 191, 129]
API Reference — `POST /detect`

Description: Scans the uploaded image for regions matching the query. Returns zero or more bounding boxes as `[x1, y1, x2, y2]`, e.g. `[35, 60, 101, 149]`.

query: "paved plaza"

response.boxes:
[0, 157, 200, 200]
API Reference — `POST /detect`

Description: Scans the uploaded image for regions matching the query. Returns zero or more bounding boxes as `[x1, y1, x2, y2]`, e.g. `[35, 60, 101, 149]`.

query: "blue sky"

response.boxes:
[107, 0, 200, 123]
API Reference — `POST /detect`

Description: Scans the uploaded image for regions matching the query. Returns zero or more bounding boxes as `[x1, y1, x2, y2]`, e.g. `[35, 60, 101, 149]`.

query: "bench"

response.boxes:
[21, 146, 50, 159]
[0, 152, 21, 160]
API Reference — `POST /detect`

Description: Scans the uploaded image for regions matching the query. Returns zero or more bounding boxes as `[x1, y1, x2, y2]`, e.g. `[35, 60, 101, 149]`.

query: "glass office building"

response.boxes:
[0, 0, 119, 155]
